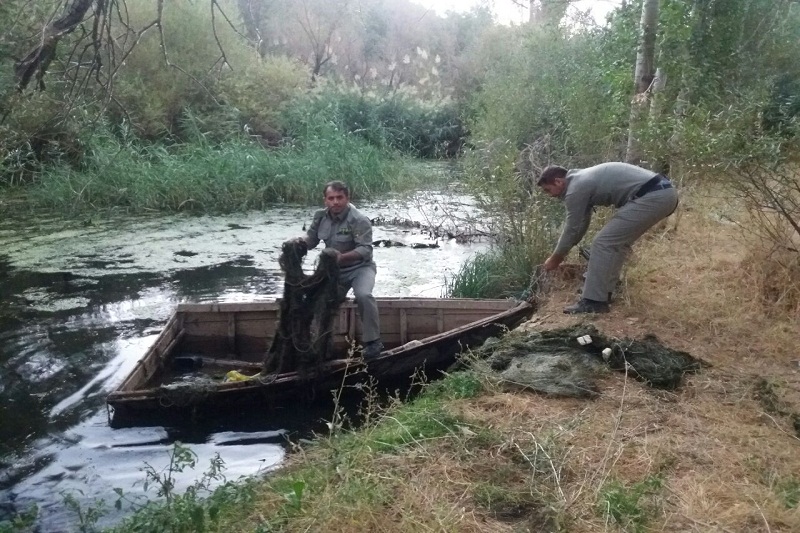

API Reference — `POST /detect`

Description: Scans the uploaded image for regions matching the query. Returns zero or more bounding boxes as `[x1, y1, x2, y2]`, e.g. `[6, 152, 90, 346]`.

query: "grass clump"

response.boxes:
[774, 477, 800, 509]
[445, 245, 542, 299]
[473, 481, 540, 520]
[422, 370, 484, 401]
[365, 397, 466, 453]
[599, 475, 664, 533]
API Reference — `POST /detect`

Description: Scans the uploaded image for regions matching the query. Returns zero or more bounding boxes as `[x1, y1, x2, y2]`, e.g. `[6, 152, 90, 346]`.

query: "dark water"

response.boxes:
[0, 191, 487, 531]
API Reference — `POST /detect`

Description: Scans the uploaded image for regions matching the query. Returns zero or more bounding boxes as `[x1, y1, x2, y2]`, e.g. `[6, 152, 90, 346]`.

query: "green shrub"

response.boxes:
[281, 86, 465, 158]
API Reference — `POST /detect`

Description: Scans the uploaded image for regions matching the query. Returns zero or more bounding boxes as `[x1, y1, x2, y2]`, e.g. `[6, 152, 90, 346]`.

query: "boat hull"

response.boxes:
[107, 298, 533, 425]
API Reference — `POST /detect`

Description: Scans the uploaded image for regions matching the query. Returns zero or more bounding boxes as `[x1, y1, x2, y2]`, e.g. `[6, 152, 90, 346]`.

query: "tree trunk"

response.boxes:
[15, 0, 96, 92]
[528, 0, 570, 27]
[625, 0, 660, 166]
[237, 0, 269, 57]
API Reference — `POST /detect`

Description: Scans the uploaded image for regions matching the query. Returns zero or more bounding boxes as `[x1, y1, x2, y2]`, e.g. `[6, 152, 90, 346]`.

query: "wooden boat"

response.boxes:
[107, 298, 534, 424]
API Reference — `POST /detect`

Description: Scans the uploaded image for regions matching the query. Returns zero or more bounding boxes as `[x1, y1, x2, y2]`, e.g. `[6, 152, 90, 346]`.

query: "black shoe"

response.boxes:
[563, 298, 610, 314]
[362, 340, 384, 360]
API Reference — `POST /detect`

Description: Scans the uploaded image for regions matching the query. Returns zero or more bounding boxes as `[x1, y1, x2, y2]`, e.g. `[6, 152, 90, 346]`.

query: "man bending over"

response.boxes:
[537, 162, 678, 314]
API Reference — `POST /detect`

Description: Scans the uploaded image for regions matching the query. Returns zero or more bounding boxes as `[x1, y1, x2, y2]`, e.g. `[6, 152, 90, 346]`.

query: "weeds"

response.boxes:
[62, 492, 105, 533]
[420, 369, 482, 400]
[775, 477, 800, 509]
[104, 442, 258, 533]
[599, 475, 664, 533]
[0, 505, 37, 533]
[445, 244, 543, 299]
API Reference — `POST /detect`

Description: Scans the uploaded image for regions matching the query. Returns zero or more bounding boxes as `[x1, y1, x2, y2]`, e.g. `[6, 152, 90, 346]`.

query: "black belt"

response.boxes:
[633, 174, 672, 199]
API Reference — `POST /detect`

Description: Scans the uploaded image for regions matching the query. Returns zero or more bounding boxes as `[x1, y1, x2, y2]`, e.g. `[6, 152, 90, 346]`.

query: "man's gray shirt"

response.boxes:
[554, 162, 658, 256]
[305, 204, 374, 272]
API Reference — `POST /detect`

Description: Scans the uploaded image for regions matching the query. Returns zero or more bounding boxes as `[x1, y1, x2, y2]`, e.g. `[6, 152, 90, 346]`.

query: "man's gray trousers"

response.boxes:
[583, 188, 679, 302]
[338, 264, 381, 343]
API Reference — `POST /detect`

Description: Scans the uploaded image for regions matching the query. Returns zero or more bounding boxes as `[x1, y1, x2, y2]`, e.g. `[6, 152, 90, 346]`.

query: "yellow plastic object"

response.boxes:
[224, 370, 258, 382]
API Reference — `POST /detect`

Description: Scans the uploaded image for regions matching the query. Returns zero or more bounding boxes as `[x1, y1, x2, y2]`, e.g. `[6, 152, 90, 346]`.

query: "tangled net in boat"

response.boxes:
[263, 240, 341, 377]
[157, 375, 218, 407]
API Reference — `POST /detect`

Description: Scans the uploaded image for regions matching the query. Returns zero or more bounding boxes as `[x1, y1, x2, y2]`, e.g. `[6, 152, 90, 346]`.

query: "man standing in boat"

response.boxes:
[291, 181, 383, 360]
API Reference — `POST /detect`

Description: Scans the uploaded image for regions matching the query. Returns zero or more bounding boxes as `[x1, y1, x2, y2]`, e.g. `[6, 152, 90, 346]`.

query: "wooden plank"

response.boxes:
[177, 298, 515, 314]
[399, 309, 408, 344]
[116, 316, 179, 392]
[348, 305, 356, 340]
[177, 301, 281, 313]
[437, 308, 444, 333]
[227, 313, 236, 357]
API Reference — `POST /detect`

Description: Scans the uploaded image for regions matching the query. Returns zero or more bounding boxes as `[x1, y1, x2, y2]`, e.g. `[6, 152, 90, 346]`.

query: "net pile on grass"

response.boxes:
[473, 324, 707, 397]
[263, 240, 341, 376]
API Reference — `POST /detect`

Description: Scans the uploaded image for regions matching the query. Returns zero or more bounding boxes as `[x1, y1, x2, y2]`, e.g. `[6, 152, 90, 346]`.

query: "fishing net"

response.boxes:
[473, 324, 707, 397]
[157, 375, 218, 407]
[263, 240, 342, 376]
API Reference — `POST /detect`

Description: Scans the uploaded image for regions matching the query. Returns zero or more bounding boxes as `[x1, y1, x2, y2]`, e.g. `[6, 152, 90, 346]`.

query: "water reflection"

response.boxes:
[0, 190, 488, 529]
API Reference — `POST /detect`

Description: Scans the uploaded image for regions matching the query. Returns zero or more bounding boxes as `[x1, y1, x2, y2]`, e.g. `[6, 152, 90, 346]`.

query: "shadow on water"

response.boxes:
[0, 191, 487, 530]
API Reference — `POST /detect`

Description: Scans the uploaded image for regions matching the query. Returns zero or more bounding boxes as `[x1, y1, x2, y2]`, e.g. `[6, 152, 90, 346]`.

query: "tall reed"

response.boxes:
[27, 128, 421, 213]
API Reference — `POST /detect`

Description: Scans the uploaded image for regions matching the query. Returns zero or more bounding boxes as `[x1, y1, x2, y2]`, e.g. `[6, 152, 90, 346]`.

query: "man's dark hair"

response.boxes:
[537, 165, 568, 186]
[323, 180, 349, 197]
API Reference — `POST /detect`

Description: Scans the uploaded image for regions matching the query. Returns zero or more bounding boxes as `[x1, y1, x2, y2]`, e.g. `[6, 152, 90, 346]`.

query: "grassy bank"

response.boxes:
[20, 131, 424, 214]
[98, 182, 800, 533]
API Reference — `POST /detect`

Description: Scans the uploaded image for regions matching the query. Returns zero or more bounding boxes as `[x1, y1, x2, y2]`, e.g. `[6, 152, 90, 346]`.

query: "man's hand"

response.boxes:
[284, 236, 307, 246]
[543, 254, 564, 271]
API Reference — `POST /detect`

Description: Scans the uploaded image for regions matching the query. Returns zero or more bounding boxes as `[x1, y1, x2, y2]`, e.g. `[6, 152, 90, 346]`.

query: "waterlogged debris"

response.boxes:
[373, 239, 440, 249]
[174, 250, 198, 257]
[474, 324, 706, 396]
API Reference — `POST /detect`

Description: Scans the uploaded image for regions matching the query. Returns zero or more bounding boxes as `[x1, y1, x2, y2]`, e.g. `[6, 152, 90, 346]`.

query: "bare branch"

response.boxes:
[15, 0, 95, 92]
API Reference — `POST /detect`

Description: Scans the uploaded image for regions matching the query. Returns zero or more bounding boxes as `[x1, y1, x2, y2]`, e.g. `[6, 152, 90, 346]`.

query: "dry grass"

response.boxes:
[231, 185, 800, 532]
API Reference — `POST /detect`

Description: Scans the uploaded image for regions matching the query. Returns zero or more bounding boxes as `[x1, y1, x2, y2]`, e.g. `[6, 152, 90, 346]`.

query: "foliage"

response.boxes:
[423, 370, 484, 400]
[23, 123, 418, 212]
[111, 442, 259, 533]
[63, 492, 105, 533]
[599, 474, 664, 533]
[0, 505, 37, 533]
[280, 85, 466, 159]
[467, 23, 630, 166]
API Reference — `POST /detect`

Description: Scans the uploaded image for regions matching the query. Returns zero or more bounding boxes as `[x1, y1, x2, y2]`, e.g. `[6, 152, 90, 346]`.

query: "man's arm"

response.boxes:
[302, 211, 323, 249]
[545, 193, 592, 270]
[337, 215, 373, 266]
